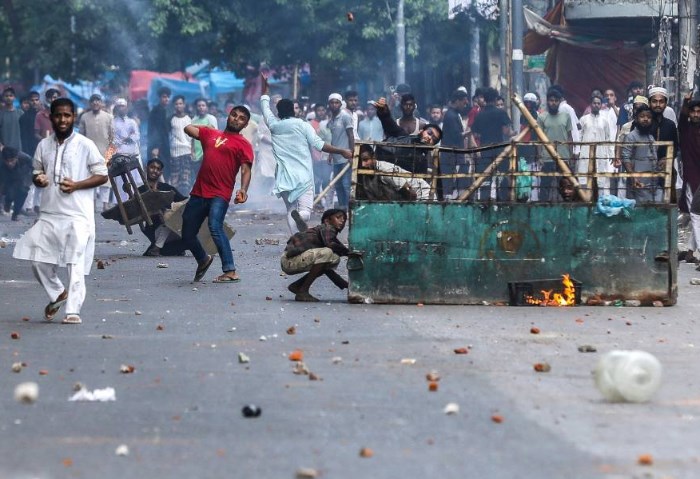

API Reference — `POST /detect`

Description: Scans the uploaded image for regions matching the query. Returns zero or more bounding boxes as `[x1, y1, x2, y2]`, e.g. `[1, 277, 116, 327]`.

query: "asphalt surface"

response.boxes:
[1, 195, 699, 479]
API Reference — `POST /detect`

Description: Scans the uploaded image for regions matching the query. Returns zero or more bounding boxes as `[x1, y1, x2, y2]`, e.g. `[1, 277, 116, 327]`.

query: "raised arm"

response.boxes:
[184, 124, 200, 140]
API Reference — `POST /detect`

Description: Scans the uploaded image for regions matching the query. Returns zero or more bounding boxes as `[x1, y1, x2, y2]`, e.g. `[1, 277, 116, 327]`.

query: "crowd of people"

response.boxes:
[2, 75, 700, 312]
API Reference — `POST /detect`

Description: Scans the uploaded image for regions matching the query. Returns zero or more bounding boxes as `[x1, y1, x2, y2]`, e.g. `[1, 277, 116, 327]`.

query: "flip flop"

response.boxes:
[61, 315, 82, 325]
[193, 255, 213, 282]
[213, 275, 241, 283]
[44, 290, 68, 321]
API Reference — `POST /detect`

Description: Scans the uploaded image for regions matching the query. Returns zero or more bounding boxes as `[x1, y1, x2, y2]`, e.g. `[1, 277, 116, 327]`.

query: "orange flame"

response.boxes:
[525, 274, 576, 306]
[104, 145, 117, 166]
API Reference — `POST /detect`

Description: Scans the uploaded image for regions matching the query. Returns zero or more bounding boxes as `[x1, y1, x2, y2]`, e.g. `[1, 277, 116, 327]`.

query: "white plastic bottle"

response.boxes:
[593, 350, 662, 403]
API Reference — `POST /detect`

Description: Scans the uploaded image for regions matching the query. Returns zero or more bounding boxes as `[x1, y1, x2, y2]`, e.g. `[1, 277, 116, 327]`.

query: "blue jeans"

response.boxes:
[181, 195, 235, 272]
[333, 162, 351, 209]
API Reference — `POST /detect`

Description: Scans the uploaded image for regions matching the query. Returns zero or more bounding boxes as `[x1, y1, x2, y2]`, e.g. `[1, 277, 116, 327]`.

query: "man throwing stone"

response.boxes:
[182, 104, 254, 283]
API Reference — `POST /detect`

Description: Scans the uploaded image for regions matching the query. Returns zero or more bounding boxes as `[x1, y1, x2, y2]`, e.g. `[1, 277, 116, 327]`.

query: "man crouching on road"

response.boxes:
[281, 209, 349, 302]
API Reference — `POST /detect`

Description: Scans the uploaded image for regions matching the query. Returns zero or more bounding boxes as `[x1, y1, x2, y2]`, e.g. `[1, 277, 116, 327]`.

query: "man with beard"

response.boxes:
[621, 104, 658, 204]
[648, 86, 679, 203]
[536, 88, 574, 202]
[372, 97, 442, 188]
[678, 93, 700, 264]
[578, 95, 613, 195]
[181, 105, 254, 284]
[12, 98, 108, 325]
[440, 89, 470, 199]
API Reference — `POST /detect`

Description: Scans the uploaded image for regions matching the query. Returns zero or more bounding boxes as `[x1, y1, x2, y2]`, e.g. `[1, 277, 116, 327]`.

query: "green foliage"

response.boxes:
[0, 0, 478, 93]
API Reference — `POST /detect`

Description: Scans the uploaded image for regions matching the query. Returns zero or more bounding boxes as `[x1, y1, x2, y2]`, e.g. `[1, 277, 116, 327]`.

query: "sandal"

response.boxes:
[44, 290, 68, 321]
[213, 274, 241, 283]
[193, 255, 213, 282]
[61, 315, 82, 325]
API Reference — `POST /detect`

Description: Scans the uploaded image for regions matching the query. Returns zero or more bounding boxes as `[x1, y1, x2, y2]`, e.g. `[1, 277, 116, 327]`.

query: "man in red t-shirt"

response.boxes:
[182, 105, 254, 283]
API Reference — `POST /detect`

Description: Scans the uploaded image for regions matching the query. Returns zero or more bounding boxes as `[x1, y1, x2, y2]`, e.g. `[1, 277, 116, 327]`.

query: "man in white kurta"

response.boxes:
[578, 96, 613, 195]
[259, 74, 352, 234]
[13, 98, 108, 324]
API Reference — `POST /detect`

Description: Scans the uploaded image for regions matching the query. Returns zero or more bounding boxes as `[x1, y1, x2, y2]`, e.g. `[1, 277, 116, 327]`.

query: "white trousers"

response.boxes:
[22, 184, 42, 211]
[32, 261, 86, 317]
[280, 188, 313, 235]
[684, 184, 700, 252]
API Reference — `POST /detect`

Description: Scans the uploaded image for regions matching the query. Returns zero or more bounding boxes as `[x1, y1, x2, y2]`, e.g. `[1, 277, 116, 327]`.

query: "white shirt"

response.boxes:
[560, 100, 581, 154]
[578, 112, 613, 183]
[170, 115, 192, 157]
[13, 132, 107, 272]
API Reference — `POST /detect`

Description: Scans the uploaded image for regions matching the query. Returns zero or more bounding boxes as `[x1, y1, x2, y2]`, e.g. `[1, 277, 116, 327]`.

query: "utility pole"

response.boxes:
[511, 0, 524, 128]
[469, 15, 480, 97]
[396, 0, 406, 84]
[679, 0, 697, 94]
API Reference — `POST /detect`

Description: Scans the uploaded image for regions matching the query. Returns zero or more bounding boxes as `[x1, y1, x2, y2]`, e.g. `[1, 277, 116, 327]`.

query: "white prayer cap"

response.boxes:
[647, 86, 668, 99]
[328, 93, 343, 102]
[523, 92, 538, 102]
[114, 98, 127, 106]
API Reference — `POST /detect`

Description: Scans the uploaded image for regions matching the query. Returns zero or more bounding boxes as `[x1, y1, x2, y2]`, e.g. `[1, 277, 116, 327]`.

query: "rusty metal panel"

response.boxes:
[347, 201, 677, 305]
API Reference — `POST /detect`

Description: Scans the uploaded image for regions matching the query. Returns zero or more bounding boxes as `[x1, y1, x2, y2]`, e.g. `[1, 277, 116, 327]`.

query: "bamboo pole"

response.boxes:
[456, 127, 530, 202]
[512, 94, 591, 202]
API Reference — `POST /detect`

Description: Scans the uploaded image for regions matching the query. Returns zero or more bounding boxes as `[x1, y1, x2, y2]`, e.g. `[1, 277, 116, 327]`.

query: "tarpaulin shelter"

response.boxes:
[129, 70, 190, 103]
[523, 0, 649, 112]
[36, 75, 102, 110]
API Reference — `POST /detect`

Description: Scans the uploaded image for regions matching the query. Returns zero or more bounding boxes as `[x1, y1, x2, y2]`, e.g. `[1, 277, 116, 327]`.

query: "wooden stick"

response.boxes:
[512, 94, 592, 202]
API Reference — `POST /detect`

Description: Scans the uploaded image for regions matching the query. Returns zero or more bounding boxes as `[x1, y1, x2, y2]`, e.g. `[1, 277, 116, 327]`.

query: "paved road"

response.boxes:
[1, 199, 699, 479]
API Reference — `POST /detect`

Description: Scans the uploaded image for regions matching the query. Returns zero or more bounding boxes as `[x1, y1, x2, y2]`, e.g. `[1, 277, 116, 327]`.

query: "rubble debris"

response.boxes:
[14, 382, 39, 404]
[22, 317, 30, 322]
[428, 382, 439, 392]
[533, 362, 551, 373]
[238, 352, 250, 364]
[11, 362, 23, 373]
[156, 263, 169, 268]
[453, 347, 469, 355]
[115, 444, 129, 456]
[69, 387, 116, 402]
[443, 403, 460, 415]
[400, 358, 416, 365]
[690, 278, 700, 285]
[331, 356, 342, 364]
[652, 301, 664, 307]
[259, 335, 267, 341]
[530, 327, 541, 334]
[594, 350, 662, 403]
[426, 371, 440, 382]
[265, 296, 272, 301]
[119, 364, 135, 374]
[637, 454, 653, 466]
[308, 372, 320, 381]
[255, 238, 280, 245]
[102, 334, 114, 339]
[156, 324, 164, 331]
[289, 350, 304, 361]
[624, 300, 641, 307]
[578, 345, 597, 353]
[359, 447, 374, 458]
[295, 468, 318, 478]
[491, 414, 504, 423]
[38, 370, 49, 376]
[10, 332, 20, 340]
[241, 404, 262, 418]
[286, 326, 297, 335]
[97, 260, 106, 269]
